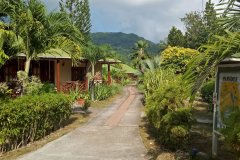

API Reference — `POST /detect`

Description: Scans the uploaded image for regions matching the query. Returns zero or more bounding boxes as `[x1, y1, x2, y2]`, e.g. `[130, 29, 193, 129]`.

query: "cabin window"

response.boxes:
[71, 67, 85, 81]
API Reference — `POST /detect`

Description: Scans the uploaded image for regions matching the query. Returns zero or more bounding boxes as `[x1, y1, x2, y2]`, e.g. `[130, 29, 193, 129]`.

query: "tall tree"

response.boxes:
[0, 0, 83, 74]
[181, 11, 207, 49]
[204, 0, 220, 37]
[181, 0, 219, 49]
[130, 40, 149, 73]
[60, 0, 91, 41]
[167, 26, 185, 47]
[158, 39, 167, 53]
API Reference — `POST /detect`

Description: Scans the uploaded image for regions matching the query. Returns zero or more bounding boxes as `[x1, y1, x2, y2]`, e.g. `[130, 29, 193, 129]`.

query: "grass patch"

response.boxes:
[91, 87, 124, 109]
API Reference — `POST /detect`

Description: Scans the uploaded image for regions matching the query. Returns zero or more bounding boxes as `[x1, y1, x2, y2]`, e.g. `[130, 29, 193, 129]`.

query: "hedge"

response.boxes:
[0, 93, 71, 153]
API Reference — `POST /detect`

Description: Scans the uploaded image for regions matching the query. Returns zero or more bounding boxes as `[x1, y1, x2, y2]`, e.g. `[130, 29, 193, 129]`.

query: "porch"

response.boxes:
[0, 55, 120, 93]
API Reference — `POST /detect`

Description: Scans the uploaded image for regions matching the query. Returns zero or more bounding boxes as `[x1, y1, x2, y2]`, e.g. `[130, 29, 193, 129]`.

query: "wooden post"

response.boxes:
[108, 63, 111, 85]
[56, 60, 60, 92]
[212, 66, 218, 158]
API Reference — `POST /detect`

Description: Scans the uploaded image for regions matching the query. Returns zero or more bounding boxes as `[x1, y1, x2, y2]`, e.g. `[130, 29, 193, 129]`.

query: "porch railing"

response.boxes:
[61, 81, 86, 93]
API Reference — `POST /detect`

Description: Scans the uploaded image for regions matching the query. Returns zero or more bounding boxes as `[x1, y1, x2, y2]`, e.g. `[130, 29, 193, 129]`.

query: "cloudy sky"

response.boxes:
[43, 0, 220, 43]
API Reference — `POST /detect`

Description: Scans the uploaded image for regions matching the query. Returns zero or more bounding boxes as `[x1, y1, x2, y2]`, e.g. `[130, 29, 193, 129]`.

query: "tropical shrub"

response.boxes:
[161, 46, 200, 73]
[221, 110, 240, 155]
[144, 69, 193, 150]
[200, 80, 215, 104]
[40, 83, 56, 93]
[83, 97, 91, 111]
[159, 108, 193, 149]
[0, 93, 71, 153]
[69, 87, 91, 111]
[17, 71, 43, 95]
[0, 82, 11, 100]
[94, 84, 120, 100]
[15, 71, 57, 95]
[23, 76, 43, 95]
[144, 69, 173, 97]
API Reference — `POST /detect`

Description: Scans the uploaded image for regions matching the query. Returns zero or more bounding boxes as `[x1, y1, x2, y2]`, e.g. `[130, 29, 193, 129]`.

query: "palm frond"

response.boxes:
[184, 31, 240, 101]
[143, 56, 161, 72]
[0, 25, 24, 66]
[218, 0, 240, 31]
[46, 36, 82, 64]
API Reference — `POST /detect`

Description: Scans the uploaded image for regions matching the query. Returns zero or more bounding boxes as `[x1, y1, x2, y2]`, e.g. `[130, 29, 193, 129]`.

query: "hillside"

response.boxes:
[91, 32, 159, 59]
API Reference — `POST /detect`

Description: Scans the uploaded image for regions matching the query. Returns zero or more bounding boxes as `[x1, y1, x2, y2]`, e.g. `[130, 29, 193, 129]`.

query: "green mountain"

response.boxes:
[91, 32, 159, 61]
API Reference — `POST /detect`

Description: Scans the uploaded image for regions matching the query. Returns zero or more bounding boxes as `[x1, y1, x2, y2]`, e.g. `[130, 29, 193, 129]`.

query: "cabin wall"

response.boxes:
[54, 60, 72, 85]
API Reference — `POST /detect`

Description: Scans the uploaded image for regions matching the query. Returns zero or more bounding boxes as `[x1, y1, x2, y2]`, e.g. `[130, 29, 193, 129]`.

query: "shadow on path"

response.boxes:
[17, 86, 147, 160]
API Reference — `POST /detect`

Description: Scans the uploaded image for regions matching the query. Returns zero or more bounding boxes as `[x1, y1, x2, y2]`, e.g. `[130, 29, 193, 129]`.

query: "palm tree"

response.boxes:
[143, 55, 161, 72]
[131, 40, 149, 74]
[83, 44, 109, 100]
[0, 0, 83, 74]
[184, 0, 240, 101]
[0, 22, 23, 67]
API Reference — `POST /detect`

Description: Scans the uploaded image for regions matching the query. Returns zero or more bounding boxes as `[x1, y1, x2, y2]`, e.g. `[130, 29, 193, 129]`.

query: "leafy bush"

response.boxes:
[24, 76, 43, 95]
[160, 108, 193, 149]
[144, 69, 193, 150]
[161, 46, 200, 73]
[144, 69, 180, 97]
[200, 80, 215, 104]
[14, 71, 56, 96]
[0, 93, 71, 153]
[16, 71, 43, 95]
[94, 84, 120, 100]
[40, 83, 56, 93]
[83, 97, 91, 111]
[0, 82, 11, 100]
[221, 110, 240, 155]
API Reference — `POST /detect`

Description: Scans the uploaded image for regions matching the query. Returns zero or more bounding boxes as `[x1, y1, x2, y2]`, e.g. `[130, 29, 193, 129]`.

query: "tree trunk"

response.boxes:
[90, 63, 95, 101]
[24, 57, 31, 75]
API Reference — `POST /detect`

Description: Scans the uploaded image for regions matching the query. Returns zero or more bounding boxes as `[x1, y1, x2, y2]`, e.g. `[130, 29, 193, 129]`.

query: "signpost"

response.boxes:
[212, 61, 240, 157]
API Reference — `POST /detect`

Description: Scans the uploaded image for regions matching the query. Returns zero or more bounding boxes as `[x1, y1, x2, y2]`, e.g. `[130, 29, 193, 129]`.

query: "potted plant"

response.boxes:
[77, 95, 85, 106]
[77, 92, 91, 110]
[69, 88, 91, 110]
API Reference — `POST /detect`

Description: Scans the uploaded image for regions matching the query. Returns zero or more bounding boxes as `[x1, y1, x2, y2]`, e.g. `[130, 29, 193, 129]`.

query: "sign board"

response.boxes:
[213, 64, 240, 157]
[218, 72, 240, 126]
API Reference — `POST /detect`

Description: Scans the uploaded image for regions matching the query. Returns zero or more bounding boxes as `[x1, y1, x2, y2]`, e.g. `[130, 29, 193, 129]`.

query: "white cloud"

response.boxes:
[120, 0, 159, 6]
[42, 0, 221, 43]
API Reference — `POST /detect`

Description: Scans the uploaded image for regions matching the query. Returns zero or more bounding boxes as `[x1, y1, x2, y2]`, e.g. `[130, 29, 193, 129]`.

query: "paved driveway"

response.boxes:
[17, 86, 147, 160]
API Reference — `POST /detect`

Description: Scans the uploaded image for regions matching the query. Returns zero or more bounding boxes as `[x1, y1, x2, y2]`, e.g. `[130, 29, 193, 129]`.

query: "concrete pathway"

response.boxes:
[17, 86, 147, 160]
